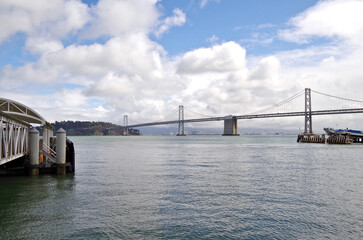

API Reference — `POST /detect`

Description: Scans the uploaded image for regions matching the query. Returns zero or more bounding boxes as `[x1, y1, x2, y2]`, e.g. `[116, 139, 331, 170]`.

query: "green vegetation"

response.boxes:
[49, 121, 140, 136]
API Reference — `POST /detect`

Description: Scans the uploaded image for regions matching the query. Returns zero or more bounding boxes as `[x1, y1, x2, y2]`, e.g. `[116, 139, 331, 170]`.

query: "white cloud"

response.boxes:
[257, 23, 275, 29]
[94, 105, 110, 112]
[1, 33, 166, 84]
[279, 0, 363, 43]
[154, 8, 186, 38]
[206, 35, 219, 44]
[200, 0, 208, 8]
[25, 38, 64, 55]
[83, 0, 159, 38]
[2, 0, 363, 131]
[200, 0, 220, 8]
[250, 56, 280, 82]
[177, 41, 246, 74]
[0, 0, 90, 44]
[272, 0, 363, 99]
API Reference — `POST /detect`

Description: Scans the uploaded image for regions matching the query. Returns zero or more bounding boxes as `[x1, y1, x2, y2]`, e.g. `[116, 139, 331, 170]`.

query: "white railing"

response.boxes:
[42, 143, 57, 163]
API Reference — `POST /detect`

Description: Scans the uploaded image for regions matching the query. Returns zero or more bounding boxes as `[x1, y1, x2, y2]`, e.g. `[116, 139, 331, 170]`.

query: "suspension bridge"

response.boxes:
[122, 88, 363, 136]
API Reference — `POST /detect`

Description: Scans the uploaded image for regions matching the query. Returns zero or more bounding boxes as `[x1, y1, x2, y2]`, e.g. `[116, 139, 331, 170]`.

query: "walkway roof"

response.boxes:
[0, 98, 46, 125]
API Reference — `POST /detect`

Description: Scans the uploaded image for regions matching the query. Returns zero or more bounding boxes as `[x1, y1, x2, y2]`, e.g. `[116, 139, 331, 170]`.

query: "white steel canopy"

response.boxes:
[0, 98, 46, 125]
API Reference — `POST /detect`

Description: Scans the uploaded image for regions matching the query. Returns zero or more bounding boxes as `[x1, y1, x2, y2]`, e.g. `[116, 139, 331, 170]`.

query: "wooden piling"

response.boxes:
[297, 133, 325, 143]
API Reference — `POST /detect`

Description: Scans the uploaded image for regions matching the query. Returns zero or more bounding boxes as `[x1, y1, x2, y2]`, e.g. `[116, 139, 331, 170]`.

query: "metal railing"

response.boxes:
[42, 143, 57, 163]
[0, 112, 29, 165]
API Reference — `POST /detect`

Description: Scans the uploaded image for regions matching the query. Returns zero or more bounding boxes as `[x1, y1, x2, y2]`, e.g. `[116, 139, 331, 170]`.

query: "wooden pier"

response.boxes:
[326, 134, 353, 144]
[297, 133, 326, 143]
[297, 132, 360, 144]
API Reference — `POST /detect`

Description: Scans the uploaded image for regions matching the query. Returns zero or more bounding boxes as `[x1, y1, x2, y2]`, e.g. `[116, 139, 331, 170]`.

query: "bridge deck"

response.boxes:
[126, 108, 363, 128]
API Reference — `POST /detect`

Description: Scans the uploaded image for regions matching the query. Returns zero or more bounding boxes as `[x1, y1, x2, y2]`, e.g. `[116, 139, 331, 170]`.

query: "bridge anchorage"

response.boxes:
[0, 98, 75, 176]
[123, 88, 363, 138]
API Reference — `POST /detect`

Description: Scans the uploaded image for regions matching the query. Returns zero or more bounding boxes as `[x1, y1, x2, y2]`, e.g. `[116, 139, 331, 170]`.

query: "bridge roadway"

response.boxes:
[126, 108, 363, 128]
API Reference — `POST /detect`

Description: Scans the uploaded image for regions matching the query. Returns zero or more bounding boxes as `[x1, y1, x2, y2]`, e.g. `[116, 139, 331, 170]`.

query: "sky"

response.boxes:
[1, 0, 363, 132]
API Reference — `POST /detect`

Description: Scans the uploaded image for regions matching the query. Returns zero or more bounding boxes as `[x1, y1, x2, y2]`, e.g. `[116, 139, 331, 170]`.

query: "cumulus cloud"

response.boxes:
[155, 8, 186, 38]
[177, 42, 246, 74]
[279, 0, 363, 43]
[2, 0, 363, 131]
[249, 56, 280, 82]
[0, 0, 90, 44]
[25, 38, 64, 55]
[2, 33, 166, 84]
[0, 0, 189, 123]
[274, 0, 363, 98]
[83, 0, 159, 38]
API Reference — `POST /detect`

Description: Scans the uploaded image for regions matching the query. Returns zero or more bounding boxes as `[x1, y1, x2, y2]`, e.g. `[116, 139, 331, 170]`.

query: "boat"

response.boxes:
[323, 128, 363, 144]
[323, 128, 363, 137]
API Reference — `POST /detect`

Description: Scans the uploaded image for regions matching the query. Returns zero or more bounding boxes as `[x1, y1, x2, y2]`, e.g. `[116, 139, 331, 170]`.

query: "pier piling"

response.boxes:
[56, 128, 67, 175]
[29, 128, 40, 176]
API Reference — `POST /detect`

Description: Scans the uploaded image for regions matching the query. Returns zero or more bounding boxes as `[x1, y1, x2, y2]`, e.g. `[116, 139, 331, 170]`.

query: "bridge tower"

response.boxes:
[304, 88, 313, 134]
[177, 105, 186, 136]
[123, 115, 129, 136]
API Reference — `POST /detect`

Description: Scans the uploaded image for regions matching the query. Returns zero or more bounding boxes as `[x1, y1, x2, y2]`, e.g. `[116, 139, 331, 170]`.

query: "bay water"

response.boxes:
[0, 135, 362, 239]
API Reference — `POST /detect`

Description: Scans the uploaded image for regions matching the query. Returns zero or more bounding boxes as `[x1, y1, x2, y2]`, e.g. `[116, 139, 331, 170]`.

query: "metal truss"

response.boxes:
[1, 112, 29, 165]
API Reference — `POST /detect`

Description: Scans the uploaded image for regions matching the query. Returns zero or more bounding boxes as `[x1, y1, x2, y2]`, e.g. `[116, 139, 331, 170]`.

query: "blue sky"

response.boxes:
[0, 0, 319, 67]
[1, 0, 363, 131]
[155, 0, 319, 55]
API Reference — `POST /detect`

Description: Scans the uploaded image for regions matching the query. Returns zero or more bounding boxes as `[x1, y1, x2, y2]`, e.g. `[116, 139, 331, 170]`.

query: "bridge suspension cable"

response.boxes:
[157, 107, 179, 121]
[311, 89, 363, 111]
[184, 108, 216, 119]
[311, 90, 363, 103]
[126, 117, 144, 125]
[125, 88, 363, 130]
[126, 107, 180, 126]
[250, 89, 305, 115]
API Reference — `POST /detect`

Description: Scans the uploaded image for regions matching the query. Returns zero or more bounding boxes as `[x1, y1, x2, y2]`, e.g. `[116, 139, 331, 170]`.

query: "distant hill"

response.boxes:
[48, 121, 140, 136]
[41, 121, 300, 136]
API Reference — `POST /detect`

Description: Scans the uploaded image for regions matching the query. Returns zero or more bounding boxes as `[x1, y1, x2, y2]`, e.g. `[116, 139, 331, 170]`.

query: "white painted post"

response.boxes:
[29, 127, 39, 176]
[29, 128, 39, 165]
[43, 127, 48, 149]
[56, 128, 66, 175]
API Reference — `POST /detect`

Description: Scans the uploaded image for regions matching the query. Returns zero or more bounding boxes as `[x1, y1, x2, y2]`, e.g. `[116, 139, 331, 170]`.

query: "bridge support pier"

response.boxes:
[56, 128, 67, 175]
[29, 128, 40, 176]
[222, 116, 240, 136]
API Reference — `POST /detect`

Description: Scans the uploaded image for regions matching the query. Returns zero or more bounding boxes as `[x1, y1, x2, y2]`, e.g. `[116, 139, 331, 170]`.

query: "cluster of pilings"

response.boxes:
[326, 134, 353, 144]
[28, 128, 73, 176]
[297, 133, 326, 143]
[297, 133, 357, 144]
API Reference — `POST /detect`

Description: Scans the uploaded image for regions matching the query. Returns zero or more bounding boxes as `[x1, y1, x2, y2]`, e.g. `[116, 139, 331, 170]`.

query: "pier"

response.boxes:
[0, 98, 75, 176]
[297, 133, 325, 143]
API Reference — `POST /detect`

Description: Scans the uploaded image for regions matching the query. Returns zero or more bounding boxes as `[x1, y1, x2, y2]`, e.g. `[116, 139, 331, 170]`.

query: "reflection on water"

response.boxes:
[1, 135, 363, 239]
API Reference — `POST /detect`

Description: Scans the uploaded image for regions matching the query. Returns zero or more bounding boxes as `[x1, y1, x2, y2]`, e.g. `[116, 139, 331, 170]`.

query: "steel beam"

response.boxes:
[123, 115, 129, 135]
[126, 108, 363, 128]
[304, 88, 312, 134]
[0, 112, 29, 165]
[177, 105, 186, 136]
